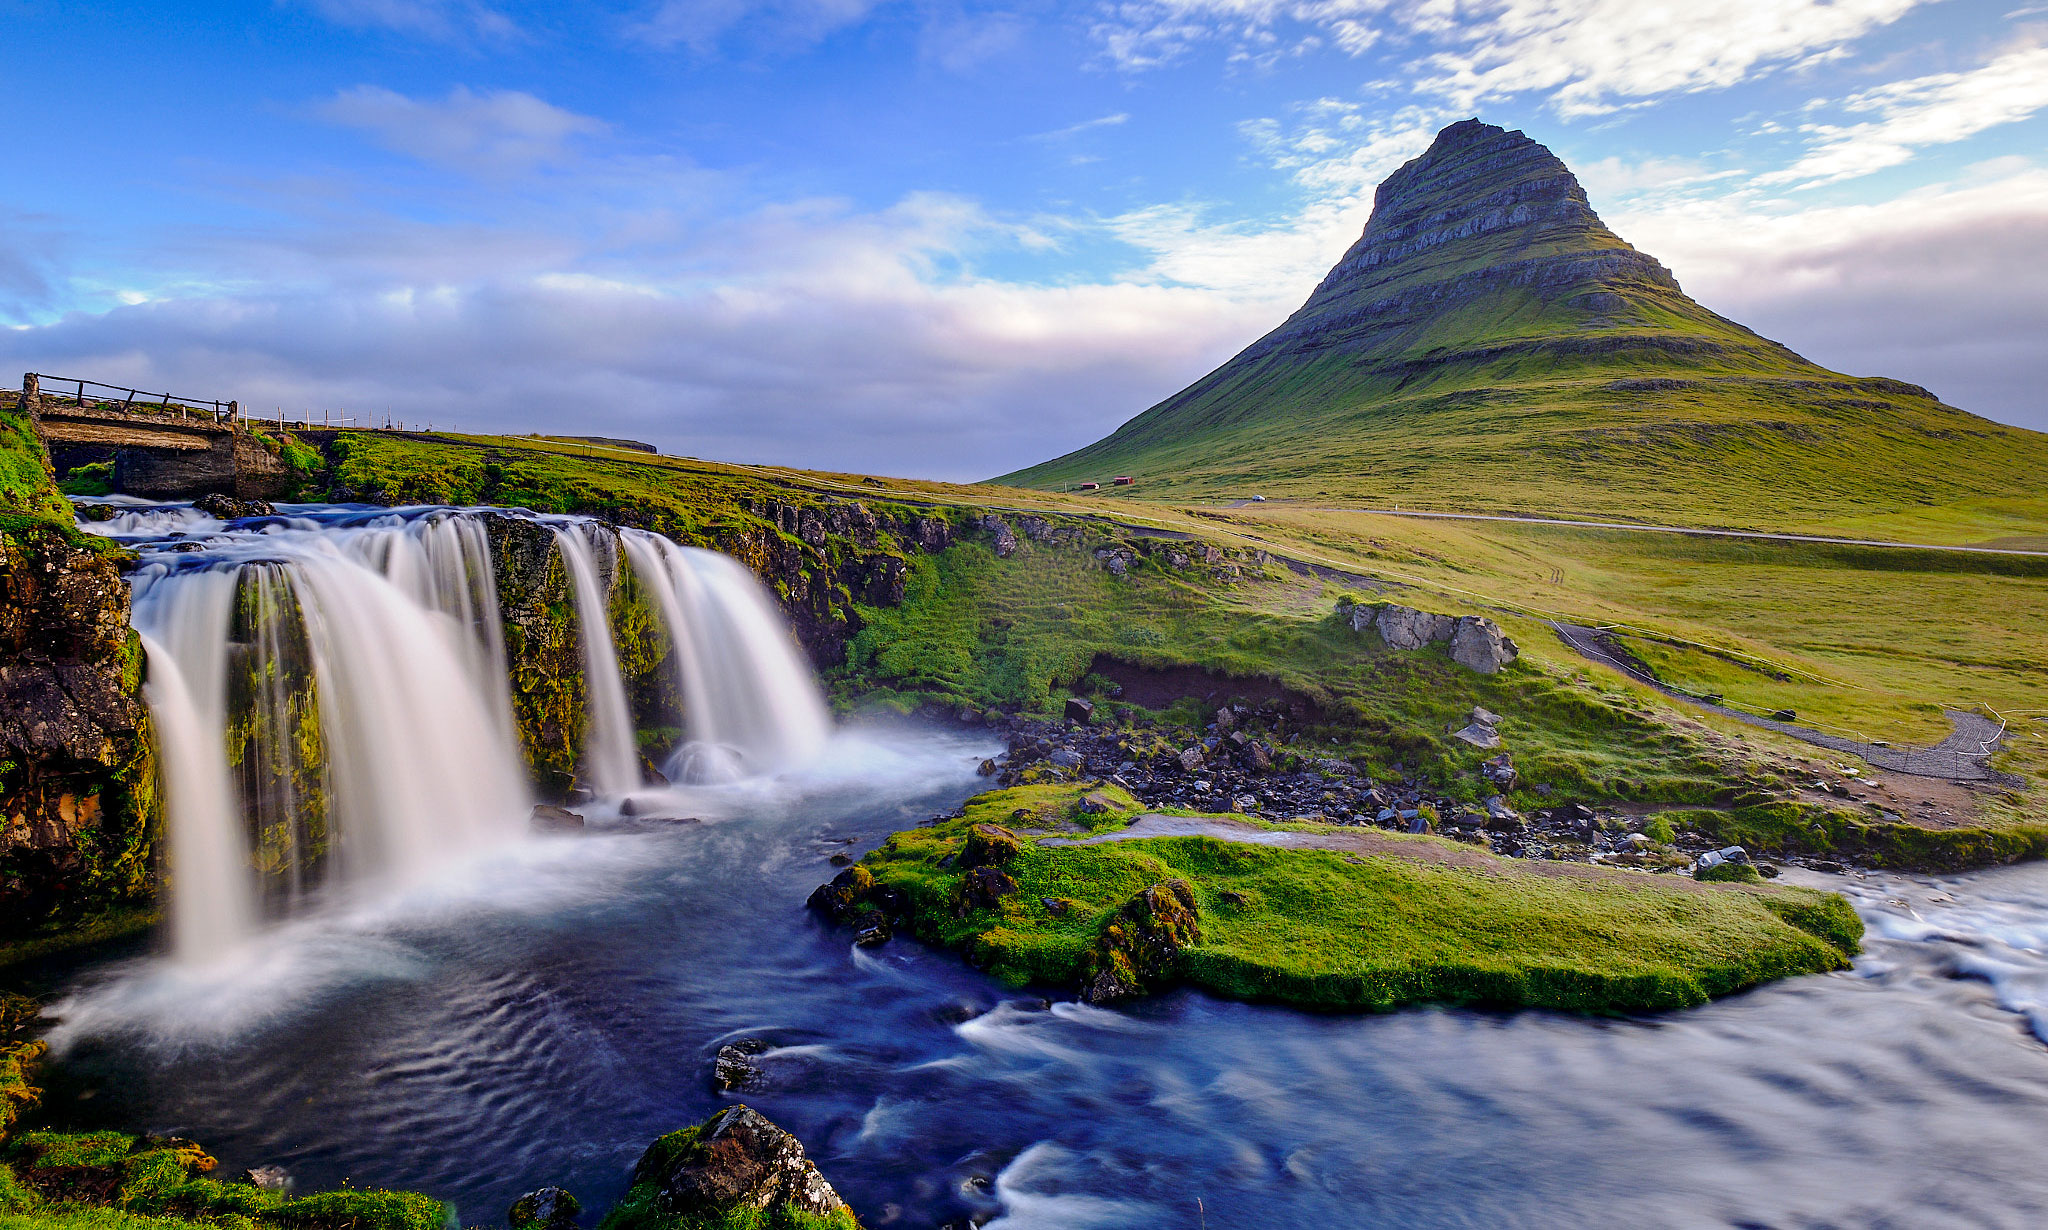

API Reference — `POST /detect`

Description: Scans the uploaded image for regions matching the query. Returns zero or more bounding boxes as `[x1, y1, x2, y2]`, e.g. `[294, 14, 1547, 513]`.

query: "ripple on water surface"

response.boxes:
[40, 734, 2048, 1228]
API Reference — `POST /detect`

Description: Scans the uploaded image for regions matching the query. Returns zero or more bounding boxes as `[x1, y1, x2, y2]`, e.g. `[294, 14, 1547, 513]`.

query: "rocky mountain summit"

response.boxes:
[1246, 118, 1715, 371]
[1001, 119, 2048, 524]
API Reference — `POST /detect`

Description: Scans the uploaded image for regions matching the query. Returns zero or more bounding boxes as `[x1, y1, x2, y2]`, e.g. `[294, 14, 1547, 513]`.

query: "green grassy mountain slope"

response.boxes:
[1000, 119, 2048, 532]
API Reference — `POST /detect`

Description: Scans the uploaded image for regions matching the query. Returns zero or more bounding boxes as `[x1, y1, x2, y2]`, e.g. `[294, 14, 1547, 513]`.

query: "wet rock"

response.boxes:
[956, 865, 1017, 913]
[193, 492, 276, 519]
[530, 804, 585, 832]
[977, 758, 998, 776]
[851, 912, 892, 946]
[1046, 747, 1084, 770]
[713, 1040, 770, 1091]
[241, 1166, 292, 1192]
[1694, 846, 1758, 882]
[1064, 696, 1095, 725]
[806, 865, 873, 922]
[509, 1187, 579, 1230]
[626, 1105, 850, 1225]
[1041, 896, 1071, 915]
[959, 824, 1021, 868]
[1083, 879, 1201, 1003]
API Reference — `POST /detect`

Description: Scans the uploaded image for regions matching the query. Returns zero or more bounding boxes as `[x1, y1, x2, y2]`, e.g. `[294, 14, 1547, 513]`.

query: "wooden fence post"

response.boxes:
[21, 373, 37, 400]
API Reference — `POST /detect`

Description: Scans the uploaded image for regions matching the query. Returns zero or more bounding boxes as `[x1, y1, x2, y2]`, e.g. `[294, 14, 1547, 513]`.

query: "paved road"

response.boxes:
[1223, 504, 2048, 558]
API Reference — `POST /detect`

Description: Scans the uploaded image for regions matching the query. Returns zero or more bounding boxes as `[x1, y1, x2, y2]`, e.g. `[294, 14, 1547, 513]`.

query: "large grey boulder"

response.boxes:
[1374, 605, 1458, 649]
[1449, 617, 1518, 673]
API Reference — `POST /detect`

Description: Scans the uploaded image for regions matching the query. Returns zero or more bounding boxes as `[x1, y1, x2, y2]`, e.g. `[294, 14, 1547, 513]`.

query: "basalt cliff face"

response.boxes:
[1001, 119, 2048, 523]
[0, 399, 158, 940]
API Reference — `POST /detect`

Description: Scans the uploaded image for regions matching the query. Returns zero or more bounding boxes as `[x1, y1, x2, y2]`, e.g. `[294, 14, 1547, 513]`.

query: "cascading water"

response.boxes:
[618, 529, 833, 782]
[118, 506, 532, 959]
[82, 496, 837, 960]
[553, 524, 641, 796]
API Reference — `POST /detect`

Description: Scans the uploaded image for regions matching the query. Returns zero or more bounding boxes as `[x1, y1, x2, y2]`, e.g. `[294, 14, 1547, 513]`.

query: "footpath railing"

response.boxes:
[24, 372, 239, 423]
[21, 373, 380, 431]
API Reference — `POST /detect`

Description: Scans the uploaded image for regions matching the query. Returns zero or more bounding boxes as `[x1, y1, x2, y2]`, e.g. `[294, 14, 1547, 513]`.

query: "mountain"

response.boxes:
[1000, 119, 2048, 533]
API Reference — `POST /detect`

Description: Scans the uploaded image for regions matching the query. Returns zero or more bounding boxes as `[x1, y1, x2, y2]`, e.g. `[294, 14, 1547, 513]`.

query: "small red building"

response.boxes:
[1111, 476, 1135, 486]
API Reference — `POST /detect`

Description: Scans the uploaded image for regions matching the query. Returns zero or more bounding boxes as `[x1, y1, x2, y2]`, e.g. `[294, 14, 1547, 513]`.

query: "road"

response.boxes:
[1222, 505, 2048, 558]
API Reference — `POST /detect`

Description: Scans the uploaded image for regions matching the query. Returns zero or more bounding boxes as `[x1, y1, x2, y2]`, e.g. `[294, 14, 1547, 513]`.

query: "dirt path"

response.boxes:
[1045, 814, 1730, 891]
[1552, 621, 2018, 785]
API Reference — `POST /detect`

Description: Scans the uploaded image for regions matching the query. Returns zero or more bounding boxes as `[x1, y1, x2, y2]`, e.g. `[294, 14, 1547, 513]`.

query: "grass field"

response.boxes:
[315, 430, 2048, 817]
[836, 783, 1861, 1014]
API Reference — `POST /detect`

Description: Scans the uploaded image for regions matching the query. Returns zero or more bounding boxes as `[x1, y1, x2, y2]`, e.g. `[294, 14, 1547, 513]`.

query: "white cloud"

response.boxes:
[1759, 40, 2048, 187]
[1027, 113, 1132, 142]
[1411, 0, 1930, 117]
[1095, 0, 1930, 116]
[1610, 162, 2048, 428]
[297, 0, 519, 43]
[317, 86, 607, 176]
[0, 191, 1270, 480]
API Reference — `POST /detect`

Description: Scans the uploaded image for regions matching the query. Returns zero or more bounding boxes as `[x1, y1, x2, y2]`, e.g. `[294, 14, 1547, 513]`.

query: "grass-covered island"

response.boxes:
[813, 782, 1863, 1013]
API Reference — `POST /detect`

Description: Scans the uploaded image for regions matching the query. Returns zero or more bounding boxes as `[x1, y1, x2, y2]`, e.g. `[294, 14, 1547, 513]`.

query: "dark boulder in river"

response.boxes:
[508, 1186, 580, 1230]
[610, 1105, 855, 1229]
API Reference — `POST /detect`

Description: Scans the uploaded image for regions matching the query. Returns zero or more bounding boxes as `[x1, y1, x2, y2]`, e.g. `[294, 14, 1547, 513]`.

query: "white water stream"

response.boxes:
[85, 499, 833, 961]
[554, 524, 641, 796]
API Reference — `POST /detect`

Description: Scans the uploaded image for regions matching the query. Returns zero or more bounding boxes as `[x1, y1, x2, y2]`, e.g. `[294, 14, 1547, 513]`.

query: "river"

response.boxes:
[37, 735, 2048, 1229]
[40, 498, 2048, 1228]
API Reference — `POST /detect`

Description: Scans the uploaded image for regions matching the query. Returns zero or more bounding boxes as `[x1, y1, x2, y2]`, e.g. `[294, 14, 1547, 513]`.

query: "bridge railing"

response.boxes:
[23, 372, 238, 423]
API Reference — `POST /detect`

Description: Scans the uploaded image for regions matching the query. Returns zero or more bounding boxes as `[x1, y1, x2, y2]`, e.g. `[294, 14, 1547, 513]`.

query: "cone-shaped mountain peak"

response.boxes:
[999, 119, 2046, 527]
[1237, 118, 1777, 381]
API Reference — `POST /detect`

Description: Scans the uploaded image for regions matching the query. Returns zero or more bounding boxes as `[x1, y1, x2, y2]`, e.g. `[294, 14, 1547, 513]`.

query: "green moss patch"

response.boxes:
[829, 784, 1862, 1014]
[1, 1133, 444, 1230]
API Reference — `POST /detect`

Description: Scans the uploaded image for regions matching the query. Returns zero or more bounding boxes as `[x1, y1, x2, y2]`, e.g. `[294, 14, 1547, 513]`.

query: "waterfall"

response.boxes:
[125, 512, 531, 958]
[619, 530, 833, 782]
[554, 524, 640, 796]
[100, 500, 836, 961]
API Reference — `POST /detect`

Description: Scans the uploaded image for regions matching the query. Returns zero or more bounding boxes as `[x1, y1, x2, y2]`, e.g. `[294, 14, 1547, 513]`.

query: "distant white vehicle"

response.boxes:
[1250, 494, 1266, 502]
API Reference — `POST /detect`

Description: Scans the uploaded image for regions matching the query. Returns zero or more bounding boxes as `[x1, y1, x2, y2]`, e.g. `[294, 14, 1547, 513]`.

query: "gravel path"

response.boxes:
[1552, 622, 2018, 785]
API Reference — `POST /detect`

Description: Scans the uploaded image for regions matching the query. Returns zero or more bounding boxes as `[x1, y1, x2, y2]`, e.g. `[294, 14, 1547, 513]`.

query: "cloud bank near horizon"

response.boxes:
[4, 2, 2044, 480]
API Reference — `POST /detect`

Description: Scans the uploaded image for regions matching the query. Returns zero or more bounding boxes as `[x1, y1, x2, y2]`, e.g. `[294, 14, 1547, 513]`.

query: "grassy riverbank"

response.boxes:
[820, 784, 1861, 1013]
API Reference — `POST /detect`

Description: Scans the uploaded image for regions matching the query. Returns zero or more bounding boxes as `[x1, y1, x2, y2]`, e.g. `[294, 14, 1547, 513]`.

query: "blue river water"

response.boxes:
[38, 726, 2048, 1229]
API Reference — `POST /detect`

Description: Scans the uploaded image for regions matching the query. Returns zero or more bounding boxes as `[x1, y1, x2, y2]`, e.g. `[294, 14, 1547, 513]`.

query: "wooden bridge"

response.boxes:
[18, 372, 290, 500]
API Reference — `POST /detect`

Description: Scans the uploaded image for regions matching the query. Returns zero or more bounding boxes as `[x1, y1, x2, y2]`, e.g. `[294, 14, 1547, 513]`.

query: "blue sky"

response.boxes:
[4, 0, 2044, 478]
